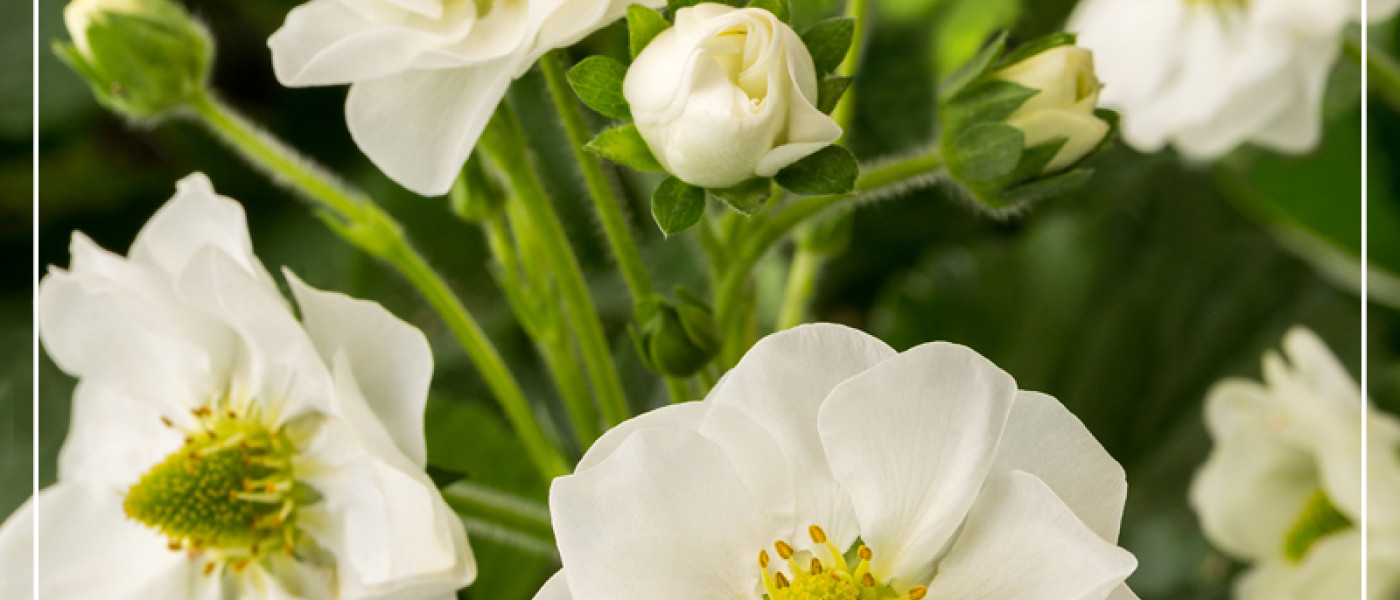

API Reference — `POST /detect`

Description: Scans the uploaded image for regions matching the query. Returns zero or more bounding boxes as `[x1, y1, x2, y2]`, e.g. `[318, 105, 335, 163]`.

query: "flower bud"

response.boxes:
[56, 0, 211, 119]
[623, 4, 842, 189]
[939, 34, 1116, 211]
[993, 46, 1109, 174]
[633, 291, 720, 377]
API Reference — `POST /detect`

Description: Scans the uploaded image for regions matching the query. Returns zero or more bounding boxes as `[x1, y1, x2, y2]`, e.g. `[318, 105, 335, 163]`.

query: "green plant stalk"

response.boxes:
[779, 0, 867, 333]
[185, 91, 569, 480]
[441, 480, 555, 543]
[481, 211, 601, 447]
[776, 249, 825, 329]
[481, 106, 633, 427]
[540, 51, 692, 405]
[1365, 37, 1400, 113]
[716, 150, 945, 364]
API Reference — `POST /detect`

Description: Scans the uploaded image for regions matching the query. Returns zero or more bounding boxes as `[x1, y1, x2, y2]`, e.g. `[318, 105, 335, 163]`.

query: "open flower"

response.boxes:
[268, 0, 661, 197]
[1190, 327, 1400, 599]
[539, 323, 1137, 600]
[1068, 0, 1392, 159]
[623, 4, 842, 189]
[0, 173, 474, 599]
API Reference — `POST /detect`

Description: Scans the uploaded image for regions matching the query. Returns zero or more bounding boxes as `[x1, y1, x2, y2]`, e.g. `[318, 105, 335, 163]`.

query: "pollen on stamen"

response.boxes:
[908, 586, 927, 600]
[861, 573, 875, 587]
[775, 572, 790, 588]
[775, 540, 794, 559]
[759, 550, 771, 568]
[857, 546, 872, 561]
[808, 525, 827, 544]
[809, 558, 823, 575]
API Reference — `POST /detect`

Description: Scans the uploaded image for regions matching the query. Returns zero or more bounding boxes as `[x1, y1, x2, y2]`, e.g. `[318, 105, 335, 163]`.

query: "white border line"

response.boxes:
[1361, 0, 1371, 597]
[31, 0, 41, 593]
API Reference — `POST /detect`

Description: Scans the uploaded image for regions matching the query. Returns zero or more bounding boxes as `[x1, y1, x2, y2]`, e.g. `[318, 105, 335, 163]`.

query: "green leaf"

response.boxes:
[585, 123, 665, 171]
[652, 176, 706, 235]
[942, 79, 1037, 132]
[801, 17, 855, 75]
[669, 0, 740, 10]
[817, 75, 852, 114]
[627, 4, 671, 59]
[949, 121, 1024, 181]
[708, 178, 772, 214]
[775, 145, 859, 195]
[566, 56, 631, 119]
[746, 0, 790, 22]
[939, 31, 1006, 101]
[998, 32, 1077, 70]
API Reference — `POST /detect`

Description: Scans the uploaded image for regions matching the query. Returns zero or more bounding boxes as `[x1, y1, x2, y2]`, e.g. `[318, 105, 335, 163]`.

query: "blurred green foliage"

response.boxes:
[15, 0, 1390, 599]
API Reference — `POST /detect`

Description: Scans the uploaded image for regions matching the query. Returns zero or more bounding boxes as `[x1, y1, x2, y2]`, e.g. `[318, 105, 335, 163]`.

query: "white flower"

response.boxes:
[268, 0, 662, 197]
[1068, 0, 1392, 159]
[0, 173, 474, 599]
[536, 323, 1138, 600]
[623, 4, 842, 189]
[1190, 326, 1400, 600]
[993, 45, 1110, 174]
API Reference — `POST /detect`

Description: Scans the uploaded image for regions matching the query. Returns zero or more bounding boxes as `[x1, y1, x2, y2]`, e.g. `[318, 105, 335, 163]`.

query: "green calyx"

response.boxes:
[632, 289, 721, 377]
[124, 406, 309, 558]
[1282, 488, 1352, 563]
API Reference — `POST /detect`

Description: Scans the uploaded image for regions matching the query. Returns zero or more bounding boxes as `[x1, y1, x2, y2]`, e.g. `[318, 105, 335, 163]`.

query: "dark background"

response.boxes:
[9, 0, 1396, 598]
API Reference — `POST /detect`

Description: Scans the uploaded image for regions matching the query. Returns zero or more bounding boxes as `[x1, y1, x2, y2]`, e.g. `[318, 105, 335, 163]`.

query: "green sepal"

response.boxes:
[997, 32, 1077, 70]
[817, 75, 853, 114]
[942, 79, 1038, 132]
[61, 10, 211, 120]
[991, 168, 1092, 210]
[948, 122, 1025, 182]
[586, 123, 665, 172]
[566, 56, 631, 119]
[708, 178, 772, 215]
[801, 17, 855, 75]
[746, 0, 790, 23]
[652, 176, 706, 235]
[775, 145, 859, 195]
[632, 290, 720, 377]
[939, 31, 1006, 101]
[627, 4, 671, 59]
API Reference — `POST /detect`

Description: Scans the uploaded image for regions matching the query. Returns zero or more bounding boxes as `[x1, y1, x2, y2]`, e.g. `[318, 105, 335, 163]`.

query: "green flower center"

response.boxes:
[1282, 488, 1351, 563]
[759, 526, 915, 600]
[124, 404, 311, 571]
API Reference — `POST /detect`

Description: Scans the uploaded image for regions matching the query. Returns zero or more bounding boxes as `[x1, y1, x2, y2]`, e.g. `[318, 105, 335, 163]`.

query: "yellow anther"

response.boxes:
[861, 573, 875, 587]
[775, 540, 795, 559]
[808, 525, 828, 544]
[857, 546, 872, 561]
[908, 586, 928, 600]
[775, 572, 791, 588]
[759, 550, 771, 568]
[810, 558, 823, 574]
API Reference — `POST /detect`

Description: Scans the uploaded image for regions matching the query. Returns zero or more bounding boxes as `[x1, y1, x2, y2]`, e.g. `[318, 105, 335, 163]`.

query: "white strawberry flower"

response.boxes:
[536, 323, 1139, 600]
[268, 0, 663, 197]
[1191, 326, 1400, 600]
[1068, 0, 1394, 159]
[0, 173, 474, 599]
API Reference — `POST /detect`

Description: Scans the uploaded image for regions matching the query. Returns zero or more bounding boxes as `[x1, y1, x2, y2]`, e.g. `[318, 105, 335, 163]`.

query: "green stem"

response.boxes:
[1359, 34, 1400, 113]
[540, 51, 691, 405]
[186, 91, 569, 480]
[481, 106, 632, 427]
[776, 249, 825, 329]
[441, 481, 555, 542]
[715, 150, 944, 364]
[831, 0, 867, 137]
[482, 212, 601, 447]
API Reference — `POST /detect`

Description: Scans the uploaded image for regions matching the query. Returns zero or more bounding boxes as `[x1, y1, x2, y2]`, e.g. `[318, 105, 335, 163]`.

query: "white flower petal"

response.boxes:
[989, 391, 1127, 544]
[533, 570, 573, 600]
[551, 428, 775, 600]
[1104, 584, 1141, 600]
[344, 63, 516, 196]
[27, 482, 202, 599]
[1247, 39, 1335, 152]
[1190, 380, 1315, 561]
[56, 382, 183, 489]
[1235, 531, 1361, 600]
[288, 270, 433, 466]
[576, 402, 797, 529]
[296, 352, 474, 596]
[817, 341, 1017, 584]
[924, 471, 1137, 600]
[709, 323, 896, 550]
[128, 173, 274, 288]
[269, 0, 473, 86]
[0, 498, 33, 600]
